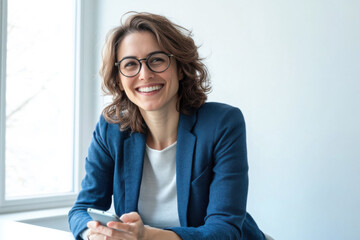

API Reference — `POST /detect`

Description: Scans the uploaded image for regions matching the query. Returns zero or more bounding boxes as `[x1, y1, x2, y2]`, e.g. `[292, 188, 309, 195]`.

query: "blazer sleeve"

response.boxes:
[68, 116, 115, 240]
[169, 107, 250, 239]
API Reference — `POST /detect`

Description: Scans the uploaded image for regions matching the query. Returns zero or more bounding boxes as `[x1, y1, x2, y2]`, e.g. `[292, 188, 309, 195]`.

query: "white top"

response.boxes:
[138, 141, 181, 228]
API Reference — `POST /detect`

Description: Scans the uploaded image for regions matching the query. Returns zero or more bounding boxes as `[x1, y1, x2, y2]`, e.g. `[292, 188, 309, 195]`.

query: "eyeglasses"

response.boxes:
[115, 51, 173, 78]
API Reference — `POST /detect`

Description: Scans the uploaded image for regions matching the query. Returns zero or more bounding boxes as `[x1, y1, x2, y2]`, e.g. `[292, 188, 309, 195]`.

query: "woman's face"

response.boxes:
[117, 31, 182, 114]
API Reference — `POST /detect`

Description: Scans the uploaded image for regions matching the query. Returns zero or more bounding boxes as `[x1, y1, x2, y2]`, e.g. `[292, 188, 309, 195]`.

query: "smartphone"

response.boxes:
[87, 208, 122, 226]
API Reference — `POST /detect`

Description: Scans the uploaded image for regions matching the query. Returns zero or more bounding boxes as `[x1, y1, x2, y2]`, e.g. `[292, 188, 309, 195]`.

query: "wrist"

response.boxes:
[143, 225, 151, 240]
[144, 225, 181, 240]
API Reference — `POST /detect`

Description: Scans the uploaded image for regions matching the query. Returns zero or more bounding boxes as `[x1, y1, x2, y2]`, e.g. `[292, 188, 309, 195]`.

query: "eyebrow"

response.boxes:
[119, 50, 165, 61]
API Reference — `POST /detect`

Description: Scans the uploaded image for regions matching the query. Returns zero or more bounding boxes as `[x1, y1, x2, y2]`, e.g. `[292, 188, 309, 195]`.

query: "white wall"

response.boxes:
[91, 1, 360, 239]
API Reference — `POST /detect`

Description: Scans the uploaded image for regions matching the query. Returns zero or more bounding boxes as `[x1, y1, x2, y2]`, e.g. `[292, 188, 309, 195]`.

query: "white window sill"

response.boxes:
[0, 207, 71, 222]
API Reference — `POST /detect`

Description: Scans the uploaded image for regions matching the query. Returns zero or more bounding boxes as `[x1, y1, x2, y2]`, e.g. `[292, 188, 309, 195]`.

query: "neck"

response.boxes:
[140, 107, 179, 151]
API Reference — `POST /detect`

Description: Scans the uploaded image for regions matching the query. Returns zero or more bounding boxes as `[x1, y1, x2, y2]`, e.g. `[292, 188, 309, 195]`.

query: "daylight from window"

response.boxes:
[5, 0, 75, 199]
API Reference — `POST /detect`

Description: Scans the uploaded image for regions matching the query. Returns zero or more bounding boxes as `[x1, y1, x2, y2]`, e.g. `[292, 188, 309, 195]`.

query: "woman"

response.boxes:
[69, 12, 266, 240]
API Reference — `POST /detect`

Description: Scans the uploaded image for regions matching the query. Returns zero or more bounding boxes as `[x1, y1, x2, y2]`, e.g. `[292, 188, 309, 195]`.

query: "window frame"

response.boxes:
[0, 0, 90, 214]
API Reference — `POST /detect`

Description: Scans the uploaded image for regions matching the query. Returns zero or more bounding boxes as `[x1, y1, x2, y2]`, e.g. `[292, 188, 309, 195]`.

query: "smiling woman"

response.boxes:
[69, 12, 267, 240]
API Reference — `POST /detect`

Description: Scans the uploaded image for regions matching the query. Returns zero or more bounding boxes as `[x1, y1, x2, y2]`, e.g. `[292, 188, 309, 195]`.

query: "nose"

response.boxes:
[138, 60, 154, 80]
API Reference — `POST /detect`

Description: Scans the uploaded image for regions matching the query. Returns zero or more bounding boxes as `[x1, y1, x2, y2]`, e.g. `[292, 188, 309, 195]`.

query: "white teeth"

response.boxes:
[138, 85, 163, 93]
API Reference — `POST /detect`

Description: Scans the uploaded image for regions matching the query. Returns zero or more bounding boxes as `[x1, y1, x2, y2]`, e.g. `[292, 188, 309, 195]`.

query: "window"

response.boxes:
[0, 0, 84, 213]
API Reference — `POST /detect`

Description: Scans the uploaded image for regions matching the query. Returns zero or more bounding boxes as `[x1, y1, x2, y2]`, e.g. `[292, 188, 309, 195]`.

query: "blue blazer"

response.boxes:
[68, 102, 265, 240]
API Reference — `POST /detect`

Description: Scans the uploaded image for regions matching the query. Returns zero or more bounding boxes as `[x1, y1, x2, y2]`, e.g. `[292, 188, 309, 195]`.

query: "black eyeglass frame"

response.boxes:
[114, 51, 174, 77]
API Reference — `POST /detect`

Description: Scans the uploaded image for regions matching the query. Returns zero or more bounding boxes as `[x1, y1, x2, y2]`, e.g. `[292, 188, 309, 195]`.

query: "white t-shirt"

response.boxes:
[138, 141, 180, 228]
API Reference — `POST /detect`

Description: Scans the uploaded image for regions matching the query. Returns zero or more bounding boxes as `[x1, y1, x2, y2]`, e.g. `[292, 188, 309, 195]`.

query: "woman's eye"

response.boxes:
[123, 61, 138, 69]
[150, 57, 165, 64]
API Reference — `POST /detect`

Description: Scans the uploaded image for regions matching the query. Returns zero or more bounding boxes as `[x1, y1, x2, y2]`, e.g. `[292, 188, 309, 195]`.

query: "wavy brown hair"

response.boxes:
[101, 12, 211, 133]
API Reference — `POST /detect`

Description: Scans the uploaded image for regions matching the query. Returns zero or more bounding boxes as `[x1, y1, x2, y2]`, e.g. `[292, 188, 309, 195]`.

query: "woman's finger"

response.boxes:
[87, 220, 100, 229]
[89, 223, 134, 239]
[120, 212, 141, 223]
[107, 221, 133, 233]
[88, 232, 117, 240]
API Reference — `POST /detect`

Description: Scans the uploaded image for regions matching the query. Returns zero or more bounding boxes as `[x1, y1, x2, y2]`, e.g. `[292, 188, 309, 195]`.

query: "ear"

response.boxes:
[178, 68, 184, 81]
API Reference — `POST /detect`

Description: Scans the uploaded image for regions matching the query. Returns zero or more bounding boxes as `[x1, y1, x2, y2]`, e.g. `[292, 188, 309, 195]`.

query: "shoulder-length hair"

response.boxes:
[100, 12, 211, 133]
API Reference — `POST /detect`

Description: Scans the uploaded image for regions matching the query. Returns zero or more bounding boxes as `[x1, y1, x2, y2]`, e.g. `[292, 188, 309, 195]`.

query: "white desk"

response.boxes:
[0, 220, 74, 239]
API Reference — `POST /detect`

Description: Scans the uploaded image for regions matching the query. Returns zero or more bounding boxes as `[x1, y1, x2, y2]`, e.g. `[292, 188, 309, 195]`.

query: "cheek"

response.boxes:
[119, 77, 134, 92]
[167, 66, 181, 83]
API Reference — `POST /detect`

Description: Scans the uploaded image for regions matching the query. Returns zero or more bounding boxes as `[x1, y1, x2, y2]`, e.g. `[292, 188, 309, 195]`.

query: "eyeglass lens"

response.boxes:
[119, 52, 170, 77]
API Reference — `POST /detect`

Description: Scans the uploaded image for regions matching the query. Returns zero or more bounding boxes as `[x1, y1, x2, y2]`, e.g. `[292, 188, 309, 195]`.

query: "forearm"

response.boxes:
[145, 226, 181, 240]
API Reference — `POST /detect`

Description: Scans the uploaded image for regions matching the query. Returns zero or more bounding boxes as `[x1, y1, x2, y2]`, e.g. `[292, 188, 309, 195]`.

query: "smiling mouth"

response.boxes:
[137, 84, 164, 93]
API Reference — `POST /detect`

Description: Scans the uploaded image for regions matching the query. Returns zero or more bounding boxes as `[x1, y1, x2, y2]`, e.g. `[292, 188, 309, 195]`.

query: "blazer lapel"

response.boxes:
[176, 112, 197, 226]
[124, 132, 146, 212]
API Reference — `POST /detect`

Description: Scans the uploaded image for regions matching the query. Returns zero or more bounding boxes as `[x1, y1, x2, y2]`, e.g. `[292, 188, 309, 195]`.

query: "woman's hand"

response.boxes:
[87, 212, 146, 240]
[87, 212, 181, 240]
